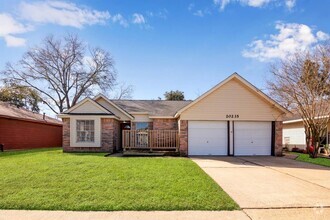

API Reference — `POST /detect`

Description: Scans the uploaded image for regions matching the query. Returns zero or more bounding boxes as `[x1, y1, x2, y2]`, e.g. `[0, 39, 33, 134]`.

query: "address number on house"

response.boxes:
[226, 114, 239, 119]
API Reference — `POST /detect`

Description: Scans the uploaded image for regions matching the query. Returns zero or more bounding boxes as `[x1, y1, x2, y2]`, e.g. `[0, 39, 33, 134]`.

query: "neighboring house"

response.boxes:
[283, 115, 330, 151]
[58, 73, 289, 156]
[0, 102, 62, 150]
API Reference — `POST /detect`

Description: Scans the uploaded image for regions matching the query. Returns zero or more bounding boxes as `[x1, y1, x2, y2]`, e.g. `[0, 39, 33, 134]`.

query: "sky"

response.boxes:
[0, 0, 329, 105]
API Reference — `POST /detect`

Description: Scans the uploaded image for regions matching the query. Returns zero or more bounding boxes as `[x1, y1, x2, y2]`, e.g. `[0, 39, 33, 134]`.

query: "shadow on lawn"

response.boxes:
[0, 147, 61, 157]
[68, 152, 107, 157]
[0, 148, 107, 158]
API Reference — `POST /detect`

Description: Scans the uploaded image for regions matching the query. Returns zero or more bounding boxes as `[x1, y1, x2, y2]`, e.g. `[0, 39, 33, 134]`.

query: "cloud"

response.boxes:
[132, 13, 146, 24]
[316, 31, 330, 41]
[188, 3, 195, 11]
[146, 9, 168, 20]
[3, 35, 26, 47]
[214, 0, 271, 10]
[112, 14, 128, 27]
[19, 1, 110, 28]
[188, 3, 211, 18]
[0, 13, 31, 47]
[192, 8, 212, 17]
[193, 10, 204, 17]
[214, 0, 297, 10]
[242, 22, 329, 62]
[285, 0, 296, 10]
[0, 1, 132, 47]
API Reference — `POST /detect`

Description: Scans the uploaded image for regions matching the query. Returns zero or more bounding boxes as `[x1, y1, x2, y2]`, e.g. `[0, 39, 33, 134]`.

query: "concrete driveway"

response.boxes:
[192, 156, 330, 219]
[192, 156, 330, 208]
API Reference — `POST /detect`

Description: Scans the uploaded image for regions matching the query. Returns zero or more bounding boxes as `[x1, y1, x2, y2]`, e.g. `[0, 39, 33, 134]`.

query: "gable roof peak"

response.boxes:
[93, 94, 134, 119]
[62, 97, 111, 114]
[175, 72, 290, 116]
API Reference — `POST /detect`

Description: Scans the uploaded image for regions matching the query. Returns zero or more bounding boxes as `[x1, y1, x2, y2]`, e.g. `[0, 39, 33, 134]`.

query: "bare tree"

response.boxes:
[1, 34, 117, 114]
[268, 43, 330, 158]
[112, 82, 133, 100]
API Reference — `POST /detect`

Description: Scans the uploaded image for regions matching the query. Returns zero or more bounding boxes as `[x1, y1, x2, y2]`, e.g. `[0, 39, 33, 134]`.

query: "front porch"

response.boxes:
[122, 130, 179, 153]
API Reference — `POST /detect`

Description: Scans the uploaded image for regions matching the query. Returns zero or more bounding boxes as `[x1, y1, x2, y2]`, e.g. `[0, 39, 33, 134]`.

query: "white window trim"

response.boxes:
[70, 116, 101, 147]
[76, 120, 95, 143]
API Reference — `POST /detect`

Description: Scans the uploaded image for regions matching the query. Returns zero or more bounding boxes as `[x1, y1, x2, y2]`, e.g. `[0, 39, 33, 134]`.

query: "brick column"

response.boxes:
[101, 118, 116, 153]
[112, 119, 120, 151]
[179, 120, 188, 156]
[62, 118, 70, 151]
[274, 121, 283, 156]
[131, 122, 136, 130]
[148, 122, 153, 130]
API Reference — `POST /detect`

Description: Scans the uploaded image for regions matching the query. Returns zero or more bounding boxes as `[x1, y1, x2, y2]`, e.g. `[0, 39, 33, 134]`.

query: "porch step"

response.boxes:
[123, 151, 179, 157]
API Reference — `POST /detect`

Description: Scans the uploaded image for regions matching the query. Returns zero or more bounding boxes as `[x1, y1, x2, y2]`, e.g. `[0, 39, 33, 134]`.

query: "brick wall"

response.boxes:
[0, 117, 62, 150]
[109, 119, 120, 151]
[274, 121, 283, 156]
[153, 118, 178, 130]
[179, 120, 188, 156]
[62, 118, 70, 150]
[100, 118, 113, 152]
[63, 117, 120, 153]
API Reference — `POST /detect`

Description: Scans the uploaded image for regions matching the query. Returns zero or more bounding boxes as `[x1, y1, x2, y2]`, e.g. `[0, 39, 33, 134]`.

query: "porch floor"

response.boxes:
[123, 150, 180, 157]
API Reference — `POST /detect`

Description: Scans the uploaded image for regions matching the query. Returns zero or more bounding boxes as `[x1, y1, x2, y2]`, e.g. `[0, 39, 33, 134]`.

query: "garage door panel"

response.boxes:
[189, 121, 227, 129]
[234, 121, 271, 156]
[188, 121, 227, 156]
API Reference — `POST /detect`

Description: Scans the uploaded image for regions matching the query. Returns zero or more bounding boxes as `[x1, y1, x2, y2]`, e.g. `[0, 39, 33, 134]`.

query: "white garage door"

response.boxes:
[188, 121, 227, 156]
[234, 121, 271, 156]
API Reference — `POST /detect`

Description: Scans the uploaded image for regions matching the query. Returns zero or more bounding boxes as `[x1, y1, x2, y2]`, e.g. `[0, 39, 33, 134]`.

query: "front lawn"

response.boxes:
[293, 153, 330, 167]
[0, 148, 238, 211]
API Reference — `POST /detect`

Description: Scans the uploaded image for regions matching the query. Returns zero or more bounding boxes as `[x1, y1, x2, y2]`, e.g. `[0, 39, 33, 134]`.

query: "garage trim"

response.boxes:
[227, 121, 230, 156]
[271, 121, 275, 156]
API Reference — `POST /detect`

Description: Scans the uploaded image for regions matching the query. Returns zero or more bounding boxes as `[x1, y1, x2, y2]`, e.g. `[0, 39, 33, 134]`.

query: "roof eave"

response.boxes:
[149, 116, 176, 119]
[93, 94, 134, 120]
[0, 114, 62, 126]
[57, 113, 120, 120]
[63, 97, 112, 114]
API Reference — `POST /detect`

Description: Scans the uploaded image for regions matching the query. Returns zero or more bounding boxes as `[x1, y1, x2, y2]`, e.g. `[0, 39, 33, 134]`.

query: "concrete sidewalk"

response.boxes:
[1, 208, 330, 220]
[245, 208, 330, 220]
[0, 210, 248, 220]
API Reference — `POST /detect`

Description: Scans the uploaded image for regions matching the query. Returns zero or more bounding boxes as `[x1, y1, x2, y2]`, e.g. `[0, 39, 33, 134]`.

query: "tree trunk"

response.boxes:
[309, 129, 319, 158]
[311, 141, 319, 158]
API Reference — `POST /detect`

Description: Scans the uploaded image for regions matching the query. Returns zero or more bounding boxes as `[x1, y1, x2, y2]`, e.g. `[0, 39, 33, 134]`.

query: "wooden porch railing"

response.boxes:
[122, 130, 179, 151]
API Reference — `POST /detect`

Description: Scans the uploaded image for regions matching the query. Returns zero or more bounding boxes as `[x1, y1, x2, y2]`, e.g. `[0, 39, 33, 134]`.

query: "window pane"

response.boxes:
[136, 122, 148, 130]
[76, 120, 95, 142]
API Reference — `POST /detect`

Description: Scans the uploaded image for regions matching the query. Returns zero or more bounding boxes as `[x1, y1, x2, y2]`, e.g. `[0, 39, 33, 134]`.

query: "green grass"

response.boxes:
[0, 148, 238, 211]
[293, 153, 330, 167]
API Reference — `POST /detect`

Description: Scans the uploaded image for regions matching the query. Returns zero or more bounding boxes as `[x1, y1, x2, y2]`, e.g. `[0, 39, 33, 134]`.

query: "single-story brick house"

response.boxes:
[58, 73, 289, 156]
[0, 102, 62, 150]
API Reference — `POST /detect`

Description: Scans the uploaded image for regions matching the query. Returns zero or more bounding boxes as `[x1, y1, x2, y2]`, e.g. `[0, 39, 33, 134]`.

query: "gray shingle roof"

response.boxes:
[283, 113, 301, 121]
[112, 100, 192, 117]
[0, 102, 62, 125]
